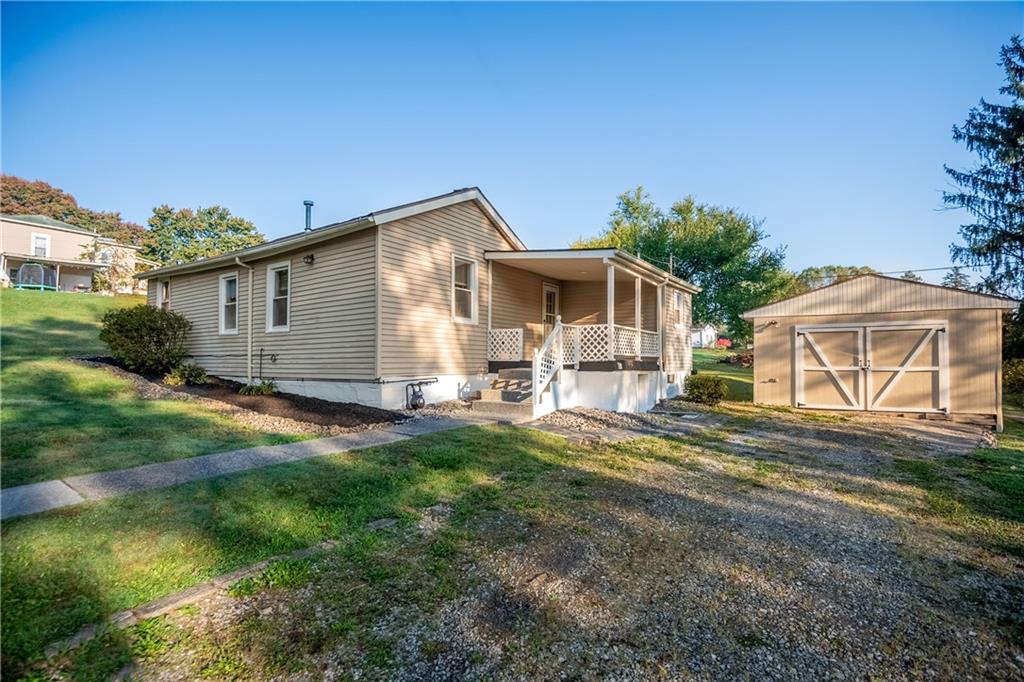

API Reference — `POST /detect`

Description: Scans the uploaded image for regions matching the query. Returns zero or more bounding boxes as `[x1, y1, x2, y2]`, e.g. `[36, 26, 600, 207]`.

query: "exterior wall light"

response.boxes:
[302, 254, 315, 265]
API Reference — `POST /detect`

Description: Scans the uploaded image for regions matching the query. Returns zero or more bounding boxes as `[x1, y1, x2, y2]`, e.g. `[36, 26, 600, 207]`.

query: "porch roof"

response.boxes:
[2, 252, 106, 269]
[484, 248, 700, 293]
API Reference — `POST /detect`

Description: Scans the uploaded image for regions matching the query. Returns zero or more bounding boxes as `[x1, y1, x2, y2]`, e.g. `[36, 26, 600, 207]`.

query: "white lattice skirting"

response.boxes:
[487, 328, 523, 361]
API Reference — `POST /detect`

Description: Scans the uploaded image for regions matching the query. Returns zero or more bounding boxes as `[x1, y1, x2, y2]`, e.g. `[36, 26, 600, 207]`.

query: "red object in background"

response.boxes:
[715, 338, 732, 348]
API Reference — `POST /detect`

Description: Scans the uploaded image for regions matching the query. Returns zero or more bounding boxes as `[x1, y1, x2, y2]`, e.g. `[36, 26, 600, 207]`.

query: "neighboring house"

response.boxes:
[138, 188, 698, 416]
[692, 323, 717, 348]
[741, 273, 1018, 430]
[0, 214, 154, 294]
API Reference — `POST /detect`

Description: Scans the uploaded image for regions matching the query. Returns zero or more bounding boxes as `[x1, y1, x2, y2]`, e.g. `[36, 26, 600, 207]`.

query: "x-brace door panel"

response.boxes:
[794, 327, 865, 410]
[794, 321, 949, 413]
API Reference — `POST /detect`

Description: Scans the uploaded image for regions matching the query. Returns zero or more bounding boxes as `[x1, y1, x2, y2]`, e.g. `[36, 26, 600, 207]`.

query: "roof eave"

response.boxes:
[138, 216, 375, 279]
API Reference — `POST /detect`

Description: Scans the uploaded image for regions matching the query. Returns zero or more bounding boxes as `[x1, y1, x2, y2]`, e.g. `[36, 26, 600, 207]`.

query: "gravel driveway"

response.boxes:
[55, 406, 1023, 680]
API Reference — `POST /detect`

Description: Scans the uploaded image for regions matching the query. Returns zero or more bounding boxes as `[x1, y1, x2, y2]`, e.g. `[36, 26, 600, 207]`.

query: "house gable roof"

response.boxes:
[741, 273, 1018, 320]
[1, 213, 99, 237]
[139, 187, 525, 279]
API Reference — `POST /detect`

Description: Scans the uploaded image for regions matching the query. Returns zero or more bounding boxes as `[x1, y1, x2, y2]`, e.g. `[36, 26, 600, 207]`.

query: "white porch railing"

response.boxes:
[613, 324, 638, 357]
[533, 318, 565, 404]
[487, 328, 523, 361]
[640, 329, 661, 357]
[489, 323, 659, 365]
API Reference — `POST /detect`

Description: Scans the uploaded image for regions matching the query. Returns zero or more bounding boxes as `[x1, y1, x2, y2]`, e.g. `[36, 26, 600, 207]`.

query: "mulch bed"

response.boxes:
[83, 357, 406, 429]
[168, 378, 406, 428]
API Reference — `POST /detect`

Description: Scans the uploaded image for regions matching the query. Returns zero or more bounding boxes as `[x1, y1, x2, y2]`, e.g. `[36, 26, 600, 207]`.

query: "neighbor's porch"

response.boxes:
[484, 250, 666, 369]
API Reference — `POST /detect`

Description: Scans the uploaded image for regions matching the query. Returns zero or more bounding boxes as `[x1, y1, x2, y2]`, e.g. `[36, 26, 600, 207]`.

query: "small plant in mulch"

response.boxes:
[99, 305, 191, 375]
[163, 362, 207, 386]
[685, 374, 728, 405]
[239, 380, 277, 396]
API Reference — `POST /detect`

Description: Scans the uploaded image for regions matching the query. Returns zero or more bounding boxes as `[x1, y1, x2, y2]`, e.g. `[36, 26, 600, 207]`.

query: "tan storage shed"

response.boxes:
[741, 274, 1018, 430]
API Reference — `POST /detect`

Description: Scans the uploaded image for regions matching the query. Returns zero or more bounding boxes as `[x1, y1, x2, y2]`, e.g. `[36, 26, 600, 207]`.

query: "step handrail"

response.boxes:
[532, 316, 564, 406]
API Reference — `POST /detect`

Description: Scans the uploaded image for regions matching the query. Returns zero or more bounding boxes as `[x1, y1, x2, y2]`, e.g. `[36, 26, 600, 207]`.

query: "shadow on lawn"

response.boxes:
[7, 419, 1019, 679]
[1, 360, 297, 488]
[0, 316, 112, 364]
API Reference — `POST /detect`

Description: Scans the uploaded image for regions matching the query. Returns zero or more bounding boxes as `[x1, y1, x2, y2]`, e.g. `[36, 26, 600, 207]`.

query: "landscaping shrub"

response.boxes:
[239, 380, 277, 396]
[99, 305, 192, 374]
[1004, 359, 1024, 395]
[163, 362, 207, 386]
[685, 374, 728, 405]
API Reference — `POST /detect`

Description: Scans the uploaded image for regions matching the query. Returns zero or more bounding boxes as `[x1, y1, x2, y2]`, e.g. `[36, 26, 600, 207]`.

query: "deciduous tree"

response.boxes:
[0, 174, 144, 245]
[573, 187, 796, 341]
[143, 205, 265, 265]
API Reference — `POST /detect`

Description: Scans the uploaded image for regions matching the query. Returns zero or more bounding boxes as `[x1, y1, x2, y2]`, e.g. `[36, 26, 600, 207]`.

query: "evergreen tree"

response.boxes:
[941, 267, 972, 290]
[944, 36, 1024, 298]
[900, 270, 924, 282]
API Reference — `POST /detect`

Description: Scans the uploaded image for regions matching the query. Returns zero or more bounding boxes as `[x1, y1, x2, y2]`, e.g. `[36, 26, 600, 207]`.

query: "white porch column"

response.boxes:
[656, 283, 664, 368]
[56, 264, 61, 291]
[634, 276, 642, 359]
[606, 264, 615, 360]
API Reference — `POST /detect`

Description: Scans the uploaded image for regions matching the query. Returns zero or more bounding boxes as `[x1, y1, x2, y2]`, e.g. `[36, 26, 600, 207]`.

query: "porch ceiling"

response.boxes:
[485, 248, 700, 291]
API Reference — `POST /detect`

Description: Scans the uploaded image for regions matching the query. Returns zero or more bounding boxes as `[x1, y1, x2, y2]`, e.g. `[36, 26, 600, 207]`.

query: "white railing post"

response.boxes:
[575, 324, 581, 369]
[532, 347, 540, 406]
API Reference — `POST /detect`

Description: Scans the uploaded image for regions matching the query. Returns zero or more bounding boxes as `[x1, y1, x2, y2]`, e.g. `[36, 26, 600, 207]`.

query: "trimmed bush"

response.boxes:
[164, 362, 207, 386]
[239, 380, 277, 396]
[99, 305, 192, 375]
[685, 374, 728, 405]
[1004, 359, 1024, 396]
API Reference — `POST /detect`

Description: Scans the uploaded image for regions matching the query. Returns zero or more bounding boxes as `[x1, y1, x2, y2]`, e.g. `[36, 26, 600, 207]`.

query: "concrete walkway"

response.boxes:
[1, 415, 499, 520]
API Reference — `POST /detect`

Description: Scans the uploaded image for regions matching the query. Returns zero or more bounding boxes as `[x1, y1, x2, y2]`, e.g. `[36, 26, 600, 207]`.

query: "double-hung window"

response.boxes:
[220, 273, 239, 335]
[452, 255, 477, 324]
[266, 262, 290, 332]
[674, 290, 684, 326]
[31, 233, 50, 258]
[158, 280, 170, 311]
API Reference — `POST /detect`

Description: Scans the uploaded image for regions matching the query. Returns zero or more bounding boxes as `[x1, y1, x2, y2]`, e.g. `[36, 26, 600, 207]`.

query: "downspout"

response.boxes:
[235, 257, 254, 384]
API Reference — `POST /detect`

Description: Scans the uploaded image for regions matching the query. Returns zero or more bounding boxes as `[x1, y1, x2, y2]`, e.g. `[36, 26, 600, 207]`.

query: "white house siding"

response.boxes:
[379, 201, 518, 377]
[663, 285, 692, 375]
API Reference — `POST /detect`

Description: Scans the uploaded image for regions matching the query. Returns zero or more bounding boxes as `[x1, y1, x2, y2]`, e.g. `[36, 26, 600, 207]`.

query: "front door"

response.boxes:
[794, 322, 948, 413]
[542, 283, 560, 336]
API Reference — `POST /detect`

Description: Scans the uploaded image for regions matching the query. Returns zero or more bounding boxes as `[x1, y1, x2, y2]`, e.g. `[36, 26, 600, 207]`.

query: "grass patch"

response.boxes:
[229, 558, 314, 598]
[893, 421, 1024, 556]
[0, 425, 569, 678]
[692, 348, 752, 402]
[0, 289, 305, 486]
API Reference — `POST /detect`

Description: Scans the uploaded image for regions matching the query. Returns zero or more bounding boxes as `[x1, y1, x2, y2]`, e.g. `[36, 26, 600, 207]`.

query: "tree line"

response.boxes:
[0, 175, 265, 267]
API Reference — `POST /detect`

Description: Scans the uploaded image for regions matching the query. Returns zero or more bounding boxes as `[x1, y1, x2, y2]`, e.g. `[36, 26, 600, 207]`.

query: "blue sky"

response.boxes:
[2, 2, 1020, 281]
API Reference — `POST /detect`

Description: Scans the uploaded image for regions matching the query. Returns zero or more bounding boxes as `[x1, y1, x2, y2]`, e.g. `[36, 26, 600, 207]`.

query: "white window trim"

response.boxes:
[219, 271, 239, 335]
[451, 254, 478, 325]
[265, 261, 291, 333]
[674, 290, 684, 327]
[156, 279, 170, 309]
[31, 233, 51, 258]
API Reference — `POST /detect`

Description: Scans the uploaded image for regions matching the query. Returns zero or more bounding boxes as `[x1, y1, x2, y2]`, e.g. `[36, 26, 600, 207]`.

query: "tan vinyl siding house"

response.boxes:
[140, 188, 698, 413]
[1, 214, 151, 294]
[742, 274, 1017, 430]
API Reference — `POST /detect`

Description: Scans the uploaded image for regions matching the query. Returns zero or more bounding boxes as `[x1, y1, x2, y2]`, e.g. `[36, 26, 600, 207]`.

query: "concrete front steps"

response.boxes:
[470, 368, 535, 420]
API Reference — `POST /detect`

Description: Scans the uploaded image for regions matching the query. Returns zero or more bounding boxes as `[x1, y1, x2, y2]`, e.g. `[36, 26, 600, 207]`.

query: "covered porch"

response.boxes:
[484, 249, 671, 368]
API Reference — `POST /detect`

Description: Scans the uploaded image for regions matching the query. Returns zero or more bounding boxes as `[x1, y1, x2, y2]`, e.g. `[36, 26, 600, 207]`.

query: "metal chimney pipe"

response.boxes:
[303, 200, 314, 231]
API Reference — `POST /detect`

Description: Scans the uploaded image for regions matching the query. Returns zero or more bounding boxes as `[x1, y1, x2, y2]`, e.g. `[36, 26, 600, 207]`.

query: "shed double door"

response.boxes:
[794, 321, 949, 413]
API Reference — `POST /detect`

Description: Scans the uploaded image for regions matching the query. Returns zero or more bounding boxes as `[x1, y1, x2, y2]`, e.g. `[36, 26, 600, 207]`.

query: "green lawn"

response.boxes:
[0, 289, 303, 487]
[1, 425, 569, 677]
[692, 347, 753, 401]
[3, 413, 1021, 679]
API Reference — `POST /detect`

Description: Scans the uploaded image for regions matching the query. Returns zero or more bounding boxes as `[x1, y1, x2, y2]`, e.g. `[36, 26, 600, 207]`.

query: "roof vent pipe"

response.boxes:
[303, 200, 314, 231]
